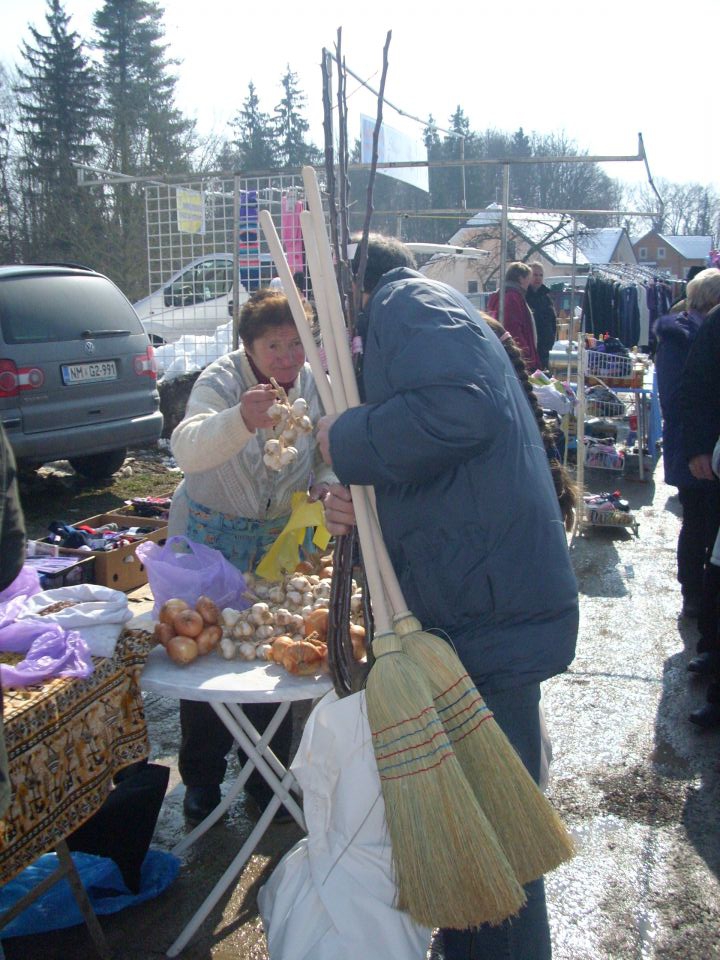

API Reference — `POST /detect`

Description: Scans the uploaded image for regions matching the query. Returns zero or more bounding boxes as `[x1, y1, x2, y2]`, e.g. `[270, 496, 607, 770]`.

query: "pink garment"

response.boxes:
[281, 194, 304, 273]
[487, 287, 541, 372]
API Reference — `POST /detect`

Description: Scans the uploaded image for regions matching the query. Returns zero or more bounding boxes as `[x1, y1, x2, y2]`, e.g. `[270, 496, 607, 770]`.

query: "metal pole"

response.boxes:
[498, 163, 510, 328]
[232, 175, 240, 352]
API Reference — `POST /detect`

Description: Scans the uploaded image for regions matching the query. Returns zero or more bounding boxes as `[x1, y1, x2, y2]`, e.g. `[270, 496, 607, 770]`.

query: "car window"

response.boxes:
[165, 259, 233, 307]
[0, 274, 144, 343]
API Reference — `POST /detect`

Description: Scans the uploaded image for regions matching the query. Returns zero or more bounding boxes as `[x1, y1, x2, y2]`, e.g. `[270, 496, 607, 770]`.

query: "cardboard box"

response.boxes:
[58, 514, 167, 592]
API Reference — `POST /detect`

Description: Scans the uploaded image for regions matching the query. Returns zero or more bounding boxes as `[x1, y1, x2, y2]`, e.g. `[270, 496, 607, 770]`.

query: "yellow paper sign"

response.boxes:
[255, 492, 331, 581]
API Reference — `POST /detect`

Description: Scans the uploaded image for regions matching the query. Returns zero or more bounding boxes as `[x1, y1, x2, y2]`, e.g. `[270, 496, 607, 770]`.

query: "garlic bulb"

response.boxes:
[220, 636, 237, 660]
[237, 641, 257, 661]
[232, 620, 255, 640]
[221, 607, 242, 628]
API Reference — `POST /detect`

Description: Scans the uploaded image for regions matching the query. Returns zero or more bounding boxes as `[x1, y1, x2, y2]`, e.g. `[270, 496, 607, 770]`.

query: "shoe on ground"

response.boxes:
[183, 784, 221, 824]
[244, 789, 295, 825]
[686, 652, 720, 676]
[688, 703, 720, 729]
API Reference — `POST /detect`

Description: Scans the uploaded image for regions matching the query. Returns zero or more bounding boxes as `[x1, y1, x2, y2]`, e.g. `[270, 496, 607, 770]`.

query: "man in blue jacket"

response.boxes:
[317, 234, 578, 960]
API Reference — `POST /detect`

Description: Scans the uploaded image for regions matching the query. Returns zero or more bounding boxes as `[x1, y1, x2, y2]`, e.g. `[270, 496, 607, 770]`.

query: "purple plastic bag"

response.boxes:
[0, 622, 92, 688]
[136, 536, 249, 616]
[0, 565, 41, 606]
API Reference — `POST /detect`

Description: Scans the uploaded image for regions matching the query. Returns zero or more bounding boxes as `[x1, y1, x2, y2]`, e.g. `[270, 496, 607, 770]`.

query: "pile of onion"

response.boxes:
[153, 596, 222, 665]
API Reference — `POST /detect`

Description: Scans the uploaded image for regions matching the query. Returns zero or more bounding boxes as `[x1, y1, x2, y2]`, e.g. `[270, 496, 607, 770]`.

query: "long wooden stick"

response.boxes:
[258, 210, 335, 416]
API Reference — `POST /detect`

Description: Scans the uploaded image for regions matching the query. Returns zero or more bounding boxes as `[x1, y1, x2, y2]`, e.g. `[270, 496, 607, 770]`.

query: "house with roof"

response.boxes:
[420, 205, 636, 297]
[632, 231, 712, 279]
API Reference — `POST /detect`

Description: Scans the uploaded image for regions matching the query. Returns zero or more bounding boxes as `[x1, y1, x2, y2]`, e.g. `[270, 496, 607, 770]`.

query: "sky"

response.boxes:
[2, 0, 719, 203]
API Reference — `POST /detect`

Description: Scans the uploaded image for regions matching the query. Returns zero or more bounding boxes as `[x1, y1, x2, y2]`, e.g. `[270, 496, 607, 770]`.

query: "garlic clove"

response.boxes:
[291, 398, 308, 417]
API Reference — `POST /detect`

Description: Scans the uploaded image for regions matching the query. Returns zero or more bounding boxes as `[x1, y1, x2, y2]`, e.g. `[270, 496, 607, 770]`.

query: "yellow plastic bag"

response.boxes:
[256, 493, 331, 581]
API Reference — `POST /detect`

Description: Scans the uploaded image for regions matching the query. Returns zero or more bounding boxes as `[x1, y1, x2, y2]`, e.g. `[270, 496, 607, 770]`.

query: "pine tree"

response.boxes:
[272, 66, 320, 169]
[229, 82, 277, 172]
[14, 0, 101, 262]
[93, 0, 195, 295]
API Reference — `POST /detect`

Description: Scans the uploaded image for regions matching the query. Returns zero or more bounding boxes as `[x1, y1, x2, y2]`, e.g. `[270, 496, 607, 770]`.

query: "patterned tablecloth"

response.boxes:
[0, 627, 155, 885]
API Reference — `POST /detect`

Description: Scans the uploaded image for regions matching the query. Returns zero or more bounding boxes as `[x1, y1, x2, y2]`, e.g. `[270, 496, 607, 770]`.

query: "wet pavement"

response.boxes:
[4, 460, 720, 959]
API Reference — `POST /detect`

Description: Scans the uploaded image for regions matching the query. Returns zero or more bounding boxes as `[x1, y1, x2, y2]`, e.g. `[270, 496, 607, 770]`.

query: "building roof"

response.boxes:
[577, 228, 626, 264]
[660, 235, 712, 260]
[451, 204, 590, 267]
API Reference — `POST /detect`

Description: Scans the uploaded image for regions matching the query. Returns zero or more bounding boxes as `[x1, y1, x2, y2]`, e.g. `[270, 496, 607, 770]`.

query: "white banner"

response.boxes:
[360, 116, 429, 193]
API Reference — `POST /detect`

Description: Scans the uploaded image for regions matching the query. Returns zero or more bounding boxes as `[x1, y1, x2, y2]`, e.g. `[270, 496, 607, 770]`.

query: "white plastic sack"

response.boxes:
[258, 690, 431, 960]
[18, 584, 132, 657]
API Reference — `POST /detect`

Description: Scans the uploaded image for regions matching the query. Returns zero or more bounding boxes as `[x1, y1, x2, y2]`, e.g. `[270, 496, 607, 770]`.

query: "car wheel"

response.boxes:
[68, 449, 128, 481]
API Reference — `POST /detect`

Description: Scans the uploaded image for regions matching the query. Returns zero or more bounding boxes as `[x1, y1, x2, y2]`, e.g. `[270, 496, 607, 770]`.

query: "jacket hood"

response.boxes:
[656, 309, 703, 342]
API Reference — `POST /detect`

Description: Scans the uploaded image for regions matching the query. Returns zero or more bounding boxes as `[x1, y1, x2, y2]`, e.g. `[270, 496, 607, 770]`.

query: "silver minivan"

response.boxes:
[0, 263, 163, 479]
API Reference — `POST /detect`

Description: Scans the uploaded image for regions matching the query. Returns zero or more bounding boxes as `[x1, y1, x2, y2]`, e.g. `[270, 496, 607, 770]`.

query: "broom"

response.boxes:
[262, 188, 528, 929]
[361, 492, 575, 886]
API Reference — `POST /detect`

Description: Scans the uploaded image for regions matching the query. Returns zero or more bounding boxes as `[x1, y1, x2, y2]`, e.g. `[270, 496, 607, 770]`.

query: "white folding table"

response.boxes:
[140, 645, 332, 957]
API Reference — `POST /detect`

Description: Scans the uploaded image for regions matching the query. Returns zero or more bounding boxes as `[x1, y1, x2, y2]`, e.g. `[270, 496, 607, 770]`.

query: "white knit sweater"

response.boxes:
[170, 349, 335, 524]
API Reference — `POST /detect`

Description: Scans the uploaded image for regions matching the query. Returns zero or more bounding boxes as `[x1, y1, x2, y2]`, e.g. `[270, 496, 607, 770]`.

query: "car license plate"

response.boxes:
[61, 360, 118, 384]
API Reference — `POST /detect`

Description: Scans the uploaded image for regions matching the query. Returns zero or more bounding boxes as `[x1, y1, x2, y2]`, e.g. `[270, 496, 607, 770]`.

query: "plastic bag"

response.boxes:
[0, 565, 41, 605]
[136, 535, 249, 616]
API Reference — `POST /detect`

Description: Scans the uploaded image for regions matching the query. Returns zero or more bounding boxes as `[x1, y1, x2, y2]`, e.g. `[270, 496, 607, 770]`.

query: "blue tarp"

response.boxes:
[0, 849, 179, 938]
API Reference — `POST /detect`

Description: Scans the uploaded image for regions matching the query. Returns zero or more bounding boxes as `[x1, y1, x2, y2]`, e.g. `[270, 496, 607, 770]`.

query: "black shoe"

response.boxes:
[244, 788, 295, 825]
[183, 784, 221, 824]
[688, 703, 720, 729]
[687, 652, 720, 676]
[681, 600, 700, 619]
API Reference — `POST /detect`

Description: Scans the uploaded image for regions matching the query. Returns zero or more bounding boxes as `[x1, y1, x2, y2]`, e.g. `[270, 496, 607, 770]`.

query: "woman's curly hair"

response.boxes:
[239, 287, 314, 349]
[483, 314, 577, 531]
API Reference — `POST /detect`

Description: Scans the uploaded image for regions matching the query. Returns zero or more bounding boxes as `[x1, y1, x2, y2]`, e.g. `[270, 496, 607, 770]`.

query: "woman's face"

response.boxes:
[245, 323, 306, 382]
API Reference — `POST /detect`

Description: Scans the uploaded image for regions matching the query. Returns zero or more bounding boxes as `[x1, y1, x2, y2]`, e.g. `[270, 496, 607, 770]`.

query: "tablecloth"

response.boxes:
[0, 627, 155, 885]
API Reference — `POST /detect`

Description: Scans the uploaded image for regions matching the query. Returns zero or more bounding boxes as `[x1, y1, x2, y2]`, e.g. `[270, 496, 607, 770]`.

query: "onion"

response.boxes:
[195, 596, 220, 625]
[173, 608, 204, 638]
[159, 598, 190, 626]
[166, 635, 199, 665]
[153, 621, 175, 647]
[196, 625, 222, 655]
[303, 607, 329, 639]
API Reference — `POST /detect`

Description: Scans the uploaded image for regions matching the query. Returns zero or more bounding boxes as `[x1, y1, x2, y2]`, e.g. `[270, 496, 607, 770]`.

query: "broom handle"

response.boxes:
[258, 210, 336, 416]
[302, 167, 362, 408]
[299, 211, 350, 411]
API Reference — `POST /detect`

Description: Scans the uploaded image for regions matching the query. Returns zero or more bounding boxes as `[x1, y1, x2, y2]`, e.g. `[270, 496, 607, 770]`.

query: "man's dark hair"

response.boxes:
[352, 233, 417, 294]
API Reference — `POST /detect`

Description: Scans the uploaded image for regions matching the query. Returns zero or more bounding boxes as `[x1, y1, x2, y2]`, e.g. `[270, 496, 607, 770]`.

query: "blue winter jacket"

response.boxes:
[655, 309, 705, 489]
[329, 269, 578, 694]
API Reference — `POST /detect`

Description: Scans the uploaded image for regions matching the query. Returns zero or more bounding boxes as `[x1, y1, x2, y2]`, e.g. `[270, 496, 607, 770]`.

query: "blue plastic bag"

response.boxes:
[0, 849, 180, 937]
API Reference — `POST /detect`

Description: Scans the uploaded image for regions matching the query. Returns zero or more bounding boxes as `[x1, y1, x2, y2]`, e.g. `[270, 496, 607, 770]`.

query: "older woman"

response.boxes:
[169, 287, 335, 823]
[487, 261, 541, 371]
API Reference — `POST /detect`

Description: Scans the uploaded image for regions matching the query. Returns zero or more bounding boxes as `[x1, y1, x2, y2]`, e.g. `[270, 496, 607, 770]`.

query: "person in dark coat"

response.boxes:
[317, 234, 578, 960]
[487, 261, 541, 371]
[655, 268, 720, 620]
[525, 262, 558, 370]
[679, 300, 720, 726]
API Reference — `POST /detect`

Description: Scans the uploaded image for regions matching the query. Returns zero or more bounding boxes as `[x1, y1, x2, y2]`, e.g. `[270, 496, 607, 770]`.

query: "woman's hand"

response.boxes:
[323, 484, 356, 535]
[240, 383, 277, 432]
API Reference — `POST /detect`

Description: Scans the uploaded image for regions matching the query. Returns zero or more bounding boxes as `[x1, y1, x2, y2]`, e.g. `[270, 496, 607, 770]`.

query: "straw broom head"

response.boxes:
[365, 626, 527, 929]
[394, 614, 575, 886]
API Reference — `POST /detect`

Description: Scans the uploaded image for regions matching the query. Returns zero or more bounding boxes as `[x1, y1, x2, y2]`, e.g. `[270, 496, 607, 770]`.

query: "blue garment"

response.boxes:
[441, 683, 551, 960]
[186, 497, 289, 572]
[330, 268, 578, 694]
[655, 309, 705, 488]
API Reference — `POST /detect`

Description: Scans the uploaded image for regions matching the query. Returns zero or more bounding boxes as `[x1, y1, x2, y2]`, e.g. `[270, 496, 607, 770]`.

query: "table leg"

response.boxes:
[165, 700, 305, 957]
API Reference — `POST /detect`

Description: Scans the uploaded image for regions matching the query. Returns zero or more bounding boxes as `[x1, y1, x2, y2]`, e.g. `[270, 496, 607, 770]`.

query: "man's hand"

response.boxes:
[240, 383, 277, 432]
[323, 483, 356, 535]
[689, 453, 714, 481]
[316, 414, 339, 466]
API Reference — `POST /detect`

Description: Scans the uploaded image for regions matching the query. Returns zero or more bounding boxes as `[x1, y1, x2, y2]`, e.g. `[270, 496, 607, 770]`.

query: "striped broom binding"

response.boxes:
[365, 628, 527, 930]
[394, 616, 575, 887]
